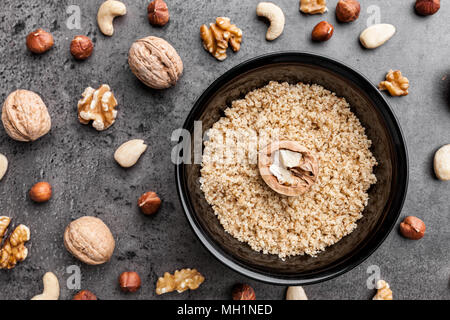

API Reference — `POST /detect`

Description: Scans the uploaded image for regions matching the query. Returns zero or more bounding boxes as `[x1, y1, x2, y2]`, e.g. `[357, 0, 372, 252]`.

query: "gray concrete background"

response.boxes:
[0, 0, 448, 300]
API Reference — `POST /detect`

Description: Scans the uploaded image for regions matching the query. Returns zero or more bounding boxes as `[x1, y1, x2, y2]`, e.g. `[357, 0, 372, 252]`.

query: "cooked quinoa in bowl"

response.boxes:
[200, 81, 378, 259]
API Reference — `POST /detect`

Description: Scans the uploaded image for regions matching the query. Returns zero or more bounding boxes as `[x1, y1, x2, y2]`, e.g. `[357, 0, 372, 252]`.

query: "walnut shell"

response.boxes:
[64, 216, 115, 265]
[259, 140, 319, 197]
[128, 36, 183, 89]
[1, 90, 51, 142]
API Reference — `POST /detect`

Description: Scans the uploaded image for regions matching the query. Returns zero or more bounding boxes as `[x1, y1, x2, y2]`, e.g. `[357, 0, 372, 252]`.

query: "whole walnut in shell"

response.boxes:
[64, 216, 115, 265]
[1, 90, 51, 142]
[128, 36, 183, 89]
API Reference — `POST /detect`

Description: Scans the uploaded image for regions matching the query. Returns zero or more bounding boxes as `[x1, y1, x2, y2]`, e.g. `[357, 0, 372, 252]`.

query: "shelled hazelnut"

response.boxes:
[148, 0, 170, 27]
[70, 35, 94, 60]
[336, 0, 360, 22]
[232, 284, 256, 300]
[26, 29, 54, 54]
[400, 216, 426, 240]
[119, 271, 141, 292]
[29, 182, 52, 203]
[312, 21, 334, 42]
[138, 191, 161, 215]
[73, 290, 98, 300]
[415, 0, 440, 16]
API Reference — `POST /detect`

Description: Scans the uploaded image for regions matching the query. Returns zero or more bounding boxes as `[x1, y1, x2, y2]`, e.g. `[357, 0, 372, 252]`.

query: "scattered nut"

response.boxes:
[360, 24, 396, 49]
[31, 272, 60, 300]
[148, 0, 170, 27]
[70, 35, 94, 60]
[0, 216, 11, 246]
[78, 84, 118, 131]
[114, 139, 148, 168]
[200, 17, 243, 61]
[156, 269, 205, 295]
[0, 154, 8, 181]
[400, 216, 426, 240]
[434, 144, 450, 180]
[378, 70, 409, 96]
[119, 271, 142, 292]
[26, 28, 54, 54]
[373, 280, 393, 300]
[256, 2, 285, 41]
[336, 0, 360, 22]
[286, 286, 308, 300]
[97, 0, 127, 36]
[29, 182, 52, 203]
[128, 36, 183, 89]
[300, 0, 327, 14]
[73, 290, 98, 300]
[259, 141, 319, 196]
[64, 216, 115, 265]
[415, 0, 440, 16]
[138, 191, 161, 215]
[0, 218, 30, 270]
[312, 21, 334, 41]
[2, 89, 51, 142]
[232, 284, 256, 300]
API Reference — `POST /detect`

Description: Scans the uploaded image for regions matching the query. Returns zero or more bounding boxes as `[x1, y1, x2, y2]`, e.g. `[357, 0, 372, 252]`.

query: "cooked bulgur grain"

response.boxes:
[200, 81, 377, 258]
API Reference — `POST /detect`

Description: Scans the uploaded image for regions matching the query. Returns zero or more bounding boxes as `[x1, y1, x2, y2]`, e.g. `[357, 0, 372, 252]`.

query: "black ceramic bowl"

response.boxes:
[176, 52, 408, 285]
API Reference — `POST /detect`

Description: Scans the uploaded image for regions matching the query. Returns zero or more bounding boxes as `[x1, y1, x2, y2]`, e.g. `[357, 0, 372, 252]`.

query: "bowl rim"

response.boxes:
[175, 51, 409, 285]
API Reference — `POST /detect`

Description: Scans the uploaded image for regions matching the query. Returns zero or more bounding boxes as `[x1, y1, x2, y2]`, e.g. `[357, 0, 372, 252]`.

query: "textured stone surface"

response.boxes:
[0, 0, 449, 300]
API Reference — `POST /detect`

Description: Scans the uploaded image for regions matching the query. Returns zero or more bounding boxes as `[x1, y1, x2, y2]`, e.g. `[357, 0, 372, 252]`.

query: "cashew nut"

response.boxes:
[97, 0, 127, 36]
[256, 2, 285, 41]
[31, 272, 60, 300]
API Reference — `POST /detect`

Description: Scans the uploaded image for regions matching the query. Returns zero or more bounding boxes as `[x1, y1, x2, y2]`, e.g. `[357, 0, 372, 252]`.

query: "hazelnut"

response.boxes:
[312, 21, 334, 42]
[119, 271, 141, 293]
[26, 28, 54, 54]
[138, 191, 161, 215]
[400, 216, 426, 240]
[73, 290, 98, 300]
[336, 0, 361, 23]
[70, 35, 94, 60]
[148, 0, 170, 27]
[29, 182, 52, 203]
[415, 0, 440, 16]
[232, 284, 256, 300]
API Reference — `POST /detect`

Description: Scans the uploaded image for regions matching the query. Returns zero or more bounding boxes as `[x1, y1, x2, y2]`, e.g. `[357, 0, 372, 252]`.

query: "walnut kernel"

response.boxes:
[77, 84, 118, 131]
[0, 219, 31, 270]
[373, 280, 393, 300]
[156, 269, 205, 295]
[200, 17, 242, 61]
[300, 0, 327, 14]
[379, 70, 409, 96]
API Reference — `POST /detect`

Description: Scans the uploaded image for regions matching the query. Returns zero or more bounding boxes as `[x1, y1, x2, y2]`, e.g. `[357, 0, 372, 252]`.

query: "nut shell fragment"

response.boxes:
[156, 268, 205, 295]
[128, 36, 183, 89]
[259, 141, 319, 196]
[64, 216, 115, 265]
[1, 90, 51, 142]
